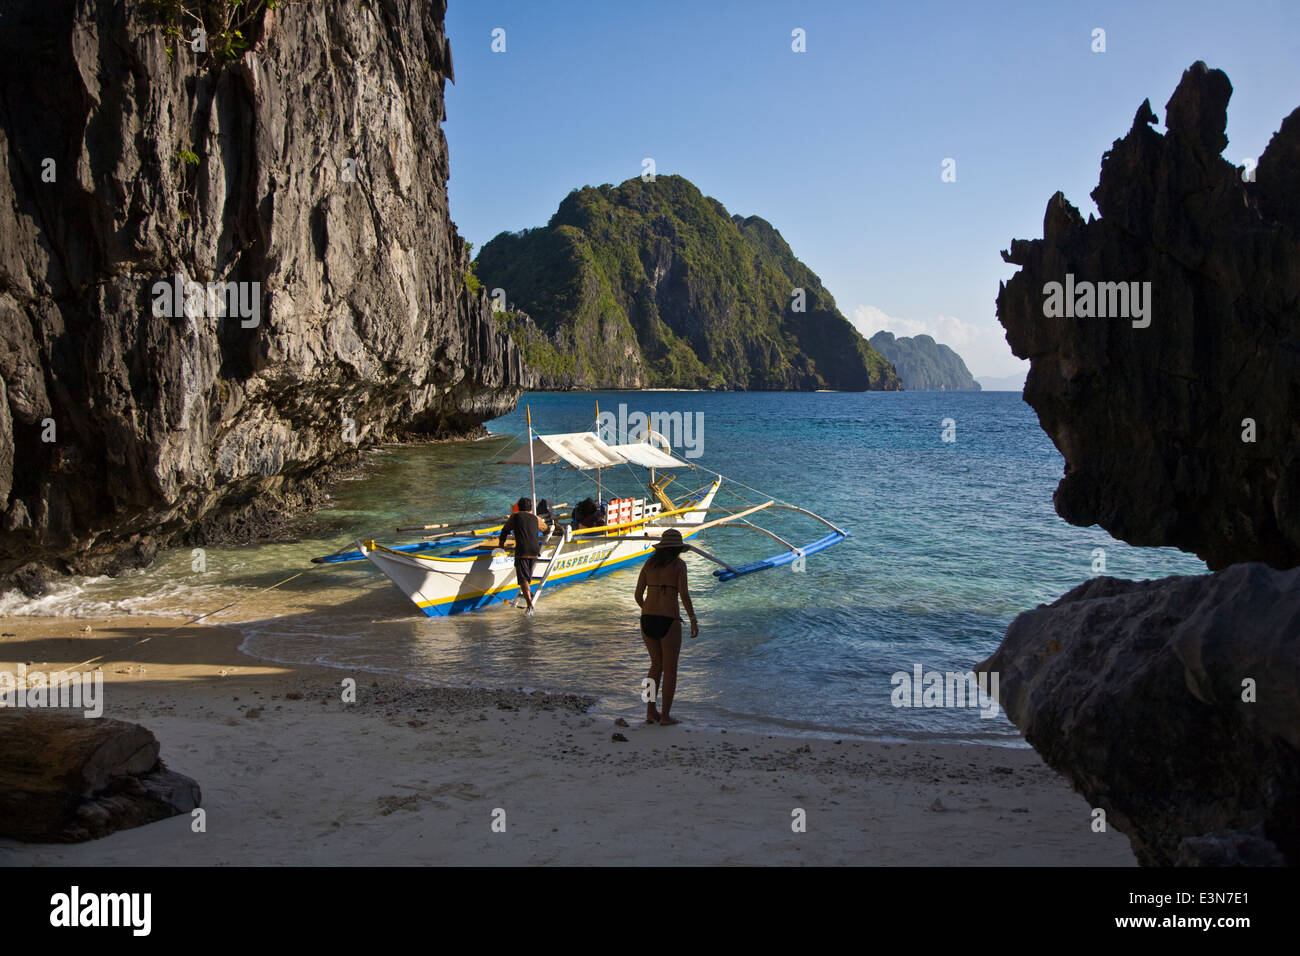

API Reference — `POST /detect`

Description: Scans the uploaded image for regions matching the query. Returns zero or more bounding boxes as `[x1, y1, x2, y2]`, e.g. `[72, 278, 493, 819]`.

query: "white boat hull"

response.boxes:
[360, 483, 719, 617]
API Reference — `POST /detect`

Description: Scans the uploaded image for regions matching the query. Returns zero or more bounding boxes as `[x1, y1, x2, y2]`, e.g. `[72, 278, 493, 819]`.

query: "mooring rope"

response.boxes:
[64, 541, 354, 672]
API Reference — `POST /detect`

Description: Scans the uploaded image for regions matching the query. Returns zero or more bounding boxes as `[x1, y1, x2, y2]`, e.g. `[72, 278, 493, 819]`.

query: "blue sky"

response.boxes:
[444, 0, 1299, 378]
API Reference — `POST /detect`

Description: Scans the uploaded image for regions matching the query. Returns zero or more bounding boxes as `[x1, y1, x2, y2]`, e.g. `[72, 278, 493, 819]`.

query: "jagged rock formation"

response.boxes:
[0, 712, 201, 842]
[477, 176, 901, 391]
[0, 0, 524, 594]
[977, 563, 1299, 867]
[988, 63, 1300, 867]
[997, 61, 1300, 571]
[867, 331, 980, 391]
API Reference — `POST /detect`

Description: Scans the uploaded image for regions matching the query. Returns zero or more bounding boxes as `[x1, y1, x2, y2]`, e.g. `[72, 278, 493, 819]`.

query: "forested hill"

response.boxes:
[868, 331, 980, 391]
[475, 176, 901, 391]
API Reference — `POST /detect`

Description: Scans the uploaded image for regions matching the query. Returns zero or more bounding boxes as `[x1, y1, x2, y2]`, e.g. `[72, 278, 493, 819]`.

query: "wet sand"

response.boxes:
[0, 615, 1134, 865]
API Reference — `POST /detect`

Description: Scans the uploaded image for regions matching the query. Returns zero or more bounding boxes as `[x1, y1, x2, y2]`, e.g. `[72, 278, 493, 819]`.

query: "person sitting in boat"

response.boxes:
[497, 497, 547, 615]
[536, 499, 553, 534]
[635, 528, 699, 726]
[572, 498, 600, 531]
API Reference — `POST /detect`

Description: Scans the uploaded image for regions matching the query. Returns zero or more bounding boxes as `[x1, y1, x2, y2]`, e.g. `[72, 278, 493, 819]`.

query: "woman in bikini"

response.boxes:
[634, 528, 699, 726]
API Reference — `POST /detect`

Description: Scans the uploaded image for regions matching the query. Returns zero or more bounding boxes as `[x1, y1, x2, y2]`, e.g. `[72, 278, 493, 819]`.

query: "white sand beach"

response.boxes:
[0, 615, 1134, 866]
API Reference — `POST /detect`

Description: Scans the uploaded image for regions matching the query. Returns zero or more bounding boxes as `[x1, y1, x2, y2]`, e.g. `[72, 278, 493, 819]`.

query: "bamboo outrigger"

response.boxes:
[312, 406, 848, 618]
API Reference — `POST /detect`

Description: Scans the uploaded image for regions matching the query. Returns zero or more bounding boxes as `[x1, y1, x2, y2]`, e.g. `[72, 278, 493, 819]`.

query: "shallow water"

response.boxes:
[3, 391, 1207, 742]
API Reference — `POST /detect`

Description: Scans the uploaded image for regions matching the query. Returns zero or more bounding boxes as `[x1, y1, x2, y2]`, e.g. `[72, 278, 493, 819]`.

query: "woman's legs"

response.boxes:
[658, 621, 683, 725]
[641, 631, 663, 722]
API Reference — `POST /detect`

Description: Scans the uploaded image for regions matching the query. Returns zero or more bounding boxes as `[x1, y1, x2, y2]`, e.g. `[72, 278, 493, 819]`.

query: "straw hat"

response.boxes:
[652, 528, 685, 550]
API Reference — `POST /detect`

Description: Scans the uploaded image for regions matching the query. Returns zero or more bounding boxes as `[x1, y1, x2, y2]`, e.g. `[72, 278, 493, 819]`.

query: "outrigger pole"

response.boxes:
[526, 404, 537, 510]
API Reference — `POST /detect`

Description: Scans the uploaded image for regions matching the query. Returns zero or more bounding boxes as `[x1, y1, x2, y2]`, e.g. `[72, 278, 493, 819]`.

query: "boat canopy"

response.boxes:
[499, 432, 689, 470]
[608, 441, 688, 469]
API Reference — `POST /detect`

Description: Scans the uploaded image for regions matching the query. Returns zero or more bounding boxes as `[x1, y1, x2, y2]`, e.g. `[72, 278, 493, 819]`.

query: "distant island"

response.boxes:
[976, 372, 1027, 392]
[475, 175, 901, 391]
[867, 331, 980, 391]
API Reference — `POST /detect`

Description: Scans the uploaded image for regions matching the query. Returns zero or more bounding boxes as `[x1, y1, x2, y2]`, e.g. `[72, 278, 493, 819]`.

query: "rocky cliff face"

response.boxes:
[477, 176, 901, 391]
[997, 62, 1300, 571]
[988, 63, 1300, 867]
[978, 565, 1299, 866]
[867, 332, 980, 391]
[0, 0, 523, 593]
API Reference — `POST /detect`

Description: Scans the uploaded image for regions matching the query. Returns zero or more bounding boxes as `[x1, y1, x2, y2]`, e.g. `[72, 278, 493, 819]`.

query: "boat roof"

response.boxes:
[609, 441, 687, 469]
[500, 432, 689, 470]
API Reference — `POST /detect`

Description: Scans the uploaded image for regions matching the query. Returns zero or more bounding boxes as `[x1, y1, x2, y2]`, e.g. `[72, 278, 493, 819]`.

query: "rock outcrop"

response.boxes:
[989, 63, 1300, 867]
[996, 62, 1300, 571]
[867, 331, 981, 391]
[977, 563, 1299, 867]
[0, 0, 524, 593]
[0, 712, 200, 841]
[477, 176, 902, 391]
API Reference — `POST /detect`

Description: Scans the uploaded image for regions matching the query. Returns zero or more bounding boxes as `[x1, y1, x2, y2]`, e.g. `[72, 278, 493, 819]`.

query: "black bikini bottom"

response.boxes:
[641, 615, 678, 641]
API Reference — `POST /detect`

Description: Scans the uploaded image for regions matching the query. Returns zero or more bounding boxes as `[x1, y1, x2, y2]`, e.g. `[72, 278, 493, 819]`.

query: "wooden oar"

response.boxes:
[417, 530, 475, 541]
[398, 517, 498, 533]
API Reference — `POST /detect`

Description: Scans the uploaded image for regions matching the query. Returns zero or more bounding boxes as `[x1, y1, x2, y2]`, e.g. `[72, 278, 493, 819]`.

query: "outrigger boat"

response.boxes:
[314, 407, 849, 618]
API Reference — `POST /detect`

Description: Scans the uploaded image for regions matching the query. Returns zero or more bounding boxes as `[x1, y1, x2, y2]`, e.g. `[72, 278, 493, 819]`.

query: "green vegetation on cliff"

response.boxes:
[475, 176, 901, 390]
[867, 331, 981, 391]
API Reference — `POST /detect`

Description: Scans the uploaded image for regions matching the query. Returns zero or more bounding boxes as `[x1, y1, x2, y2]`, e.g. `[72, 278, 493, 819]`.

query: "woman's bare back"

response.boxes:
[637, 559, 687, 618]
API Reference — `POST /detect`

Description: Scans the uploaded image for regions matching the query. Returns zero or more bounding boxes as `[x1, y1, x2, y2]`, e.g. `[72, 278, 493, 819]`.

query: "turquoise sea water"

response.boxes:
[5, 391, 1207, 742]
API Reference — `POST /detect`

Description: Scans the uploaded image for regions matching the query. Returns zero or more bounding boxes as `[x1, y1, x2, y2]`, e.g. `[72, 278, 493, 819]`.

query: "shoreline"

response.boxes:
[0, 613, 1134, 865]
[3, 598, 1029, 749]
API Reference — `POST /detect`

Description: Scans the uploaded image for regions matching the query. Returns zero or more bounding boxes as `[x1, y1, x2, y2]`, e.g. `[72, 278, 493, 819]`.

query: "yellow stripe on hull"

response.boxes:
[413, 543, 661, 608]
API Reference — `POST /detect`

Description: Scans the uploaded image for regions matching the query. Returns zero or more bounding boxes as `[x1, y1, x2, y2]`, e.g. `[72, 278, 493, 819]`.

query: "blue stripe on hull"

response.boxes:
[417, 545, 656, 618]
[314, 537, 476, 564]
[711, 530, 849, 581]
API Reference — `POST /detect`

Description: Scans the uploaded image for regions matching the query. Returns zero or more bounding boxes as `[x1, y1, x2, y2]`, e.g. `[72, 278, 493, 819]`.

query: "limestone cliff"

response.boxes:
[987, 63, 1300, 867]
[0, 0, 523, 593]
[997, 62, 1300, 571]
